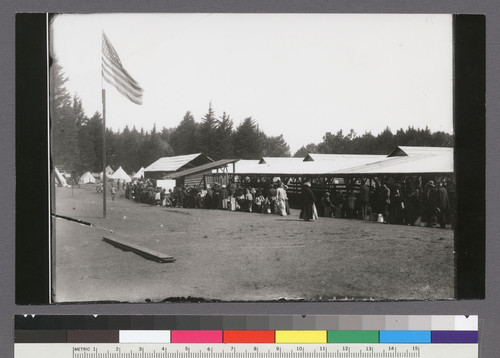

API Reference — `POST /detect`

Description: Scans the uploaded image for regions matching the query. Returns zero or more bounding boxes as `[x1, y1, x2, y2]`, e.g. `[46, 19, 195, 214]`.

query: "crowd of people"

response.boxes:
[106, 179, 293, 216]
[100, 175, 455, 229]
[318, 177, 455, 228]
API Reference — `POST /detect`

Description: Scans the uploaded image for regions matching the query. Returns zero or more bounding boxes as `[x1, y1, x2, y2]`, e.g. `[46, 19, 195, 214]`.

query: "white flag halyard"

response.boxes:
[102, 32, 144, 105]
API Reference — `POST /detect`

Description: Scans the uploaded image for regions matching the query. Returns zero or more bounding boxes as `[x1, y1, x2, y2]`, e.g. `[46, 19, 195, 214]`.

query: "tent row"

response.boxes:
[54, 165, 146, 186]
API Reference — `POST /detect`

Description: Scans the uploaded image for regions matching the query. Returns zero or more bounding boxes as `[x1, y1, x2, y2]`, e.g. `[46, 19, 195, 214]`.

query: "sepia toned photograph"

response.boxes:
[48, 13, 459, 303]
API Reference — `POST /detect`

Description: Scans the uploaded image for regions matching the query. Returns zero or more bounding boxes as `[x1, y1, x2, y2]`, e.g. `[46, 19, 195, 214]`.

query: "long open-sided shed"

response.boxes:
[160, 146, 454, 201]
[209, 146, 454, 197]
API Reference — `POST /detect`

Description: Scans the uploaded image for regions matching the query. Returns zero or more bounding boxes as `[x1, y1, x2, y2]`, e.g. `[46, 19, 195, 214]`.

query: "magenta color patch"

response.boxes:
[171, 330, 223, 343]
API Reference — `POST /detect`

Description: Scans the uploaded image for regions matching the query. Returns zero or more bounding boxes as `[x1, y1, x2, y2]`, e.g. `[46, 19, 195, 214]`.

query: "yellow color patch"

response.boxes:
[275, 330, 327, 343]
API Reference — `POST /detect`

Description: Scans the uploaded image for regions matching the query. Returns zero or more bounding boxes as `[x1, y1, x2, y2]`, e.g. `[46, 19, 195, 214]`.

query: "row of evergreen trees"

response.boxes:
[51, 59, 453, 175]
[293, 127, 454, 157]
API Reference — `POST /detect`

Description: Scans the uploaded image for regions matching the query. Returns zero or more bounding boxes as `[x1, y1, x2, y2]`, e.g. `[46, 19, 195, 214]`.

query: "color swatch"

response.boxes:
[15, 315, 478, 344]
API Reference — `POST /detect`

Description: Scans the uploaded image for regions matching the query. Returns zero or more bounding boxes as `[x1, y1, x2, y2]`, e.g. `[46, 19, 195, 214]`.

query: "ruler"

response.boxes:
[15, 343, 477, 358]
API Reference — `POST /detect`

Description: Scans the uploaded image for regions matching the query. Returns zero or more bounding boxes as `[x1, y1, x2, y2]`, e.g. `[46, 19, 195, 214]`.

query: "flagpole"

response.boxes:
[102, 88, 107, 218]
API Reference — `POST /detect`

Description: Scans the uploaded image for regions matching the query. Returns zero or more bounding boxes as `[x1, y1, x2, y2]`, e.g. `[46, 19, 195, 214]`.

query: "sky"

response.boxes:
[50, 13, 453, 153]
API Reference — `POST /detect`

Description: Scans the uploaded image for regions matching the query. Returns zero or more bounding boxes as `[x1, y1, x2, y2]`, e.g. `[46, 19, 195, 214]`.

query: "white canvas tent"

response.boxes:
[109, 166, 132, 182]
[78, 171, 96, 184]
[132, 167, 145, 179]
[99, 165, 114, 181]
[54, 167, 68, 187]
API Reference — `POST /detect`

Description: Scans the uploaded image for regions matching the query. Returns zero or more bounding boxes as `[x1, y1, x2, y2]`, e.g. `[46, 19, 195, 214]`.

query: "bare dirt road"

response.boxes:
[53, 185, 454, 303]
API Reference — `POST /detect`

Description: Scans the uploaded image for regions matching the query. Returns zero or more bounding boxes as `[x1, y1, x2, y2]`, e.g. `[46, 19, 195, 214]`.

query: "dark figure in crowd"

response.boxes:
[322, 192, 333, 217]
[220, 184, 229, 210]
[425, 180, 439, 227]
[110, 183, 116, 201]
[124, 183, 130, 199]
[300, 182, 316, 221]
[160, 188, 166, 206]
[437, 180, 450, 229]
[253, 190, 264, 213]
[371, 180, 383, 217]
[212, 184, 220, 209]
[405, 187, 421, 226]
[359, 180, 370, 220]
[446, 178, 456, 228]
[268, 184, 277, 214]
[390, 183, 403, 224]
[177, 186, 185, 208]
[331, 190, 343, 218]
[346, 186, 357, 218]
[382, 182, 391, 223]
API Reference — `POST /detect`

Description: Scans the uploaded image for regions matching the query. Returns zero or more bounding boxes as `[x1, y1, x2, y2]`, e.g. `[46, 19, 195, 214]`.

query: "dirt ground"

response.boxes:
[53, 185, 455, 303]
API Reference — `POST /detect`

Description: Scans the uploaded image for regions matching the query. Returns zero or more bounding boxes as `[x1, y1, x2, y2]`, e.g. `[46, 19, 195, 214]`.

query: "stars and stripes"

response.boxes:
[102, 32, 144, 105]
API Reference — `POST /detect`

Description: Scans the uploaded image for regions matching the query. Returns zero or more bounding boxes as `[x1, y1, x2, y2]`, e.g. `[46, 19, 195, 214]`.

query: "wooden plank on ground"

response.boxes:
[102, 235, 175, 263]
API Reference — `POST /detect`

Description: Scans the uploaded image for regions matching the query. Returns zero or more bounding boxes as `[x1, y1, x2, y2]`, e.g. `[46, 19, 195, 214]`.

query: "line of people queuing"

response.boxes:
[105, 176, 454, 229]
[318, 177, 454, 228]
[120, 179, 291, 216]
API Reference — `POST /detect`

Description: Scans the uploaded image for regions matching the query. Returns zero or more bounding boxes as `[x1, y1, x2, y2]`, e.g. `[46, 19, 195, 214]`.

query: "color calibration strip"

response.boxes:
[15, 315, 478, 344]
[15, 330, 478, 344]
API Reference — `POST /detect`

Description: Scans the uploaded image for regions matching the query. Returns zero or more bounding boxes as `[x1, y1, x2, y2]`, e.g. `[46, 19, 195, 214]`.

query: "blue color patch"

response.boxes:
[379, 330, 431, 343]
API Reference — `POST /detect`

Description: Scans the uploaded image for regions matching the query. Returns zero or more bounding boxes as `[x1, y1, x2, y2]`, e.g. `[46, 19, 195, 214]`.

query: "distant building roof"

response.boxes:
[144, 153, 213, 173]
[168, 159, 240, 179]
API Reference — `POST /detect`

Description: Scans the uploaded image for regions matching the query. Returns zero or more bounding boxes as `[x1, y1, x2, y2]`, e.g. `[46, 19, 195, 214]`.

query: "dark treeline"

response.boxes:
[293, 128, 453, 158]
[51, 58, 453, 175]
[51, 58, 291, 174]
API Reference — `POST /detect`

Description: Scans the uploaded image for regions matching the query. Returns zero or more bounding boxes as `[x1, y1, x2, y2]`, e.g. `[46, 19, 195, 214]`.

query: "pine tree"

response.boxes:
[233, 117, 265, 159]
[213, 112, 234, 159]
[170, 111, 199, 155]
[50, 57, 80, 171]
[198, 103, 217, 158]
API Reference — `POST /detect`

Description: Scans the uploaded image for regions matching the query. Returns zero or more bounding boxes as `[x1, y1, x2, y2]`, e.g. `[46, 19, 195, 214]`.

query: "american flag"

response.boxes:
[102, 32, 144, 105]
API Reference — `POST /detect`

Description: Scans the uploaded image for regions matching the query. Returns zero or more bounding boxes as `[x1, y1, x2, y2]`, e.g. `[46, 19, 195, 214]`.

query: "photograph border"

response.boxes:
[16, 13, 483, 304]
[3, 1, 498, 357]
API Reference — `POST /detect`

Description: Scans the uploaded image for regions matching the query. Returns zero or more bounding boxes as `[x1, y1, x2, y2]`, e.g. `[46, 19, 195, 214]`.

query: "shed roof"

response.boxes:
[144, 153, 212, 173]
[338, 150, 453, 175]
[258, 157, 304, 165]
[168, 159, 240, 179]
[387, 146, 453, 157]
[233, 147, 453, 176]
[233, 160, 261, 173]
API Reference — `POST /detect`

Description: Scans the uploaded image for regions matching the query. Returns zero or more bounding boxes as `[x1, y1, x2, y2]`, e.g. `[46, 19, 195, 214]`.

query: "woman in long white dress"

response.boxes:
[276, 182, 288, 216]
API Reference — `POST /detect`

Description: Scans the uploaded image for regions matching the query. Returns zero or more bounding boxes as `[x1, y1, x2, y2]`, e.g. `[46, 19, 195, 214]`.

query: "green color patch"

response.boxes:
[327, 330, 379, 343]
